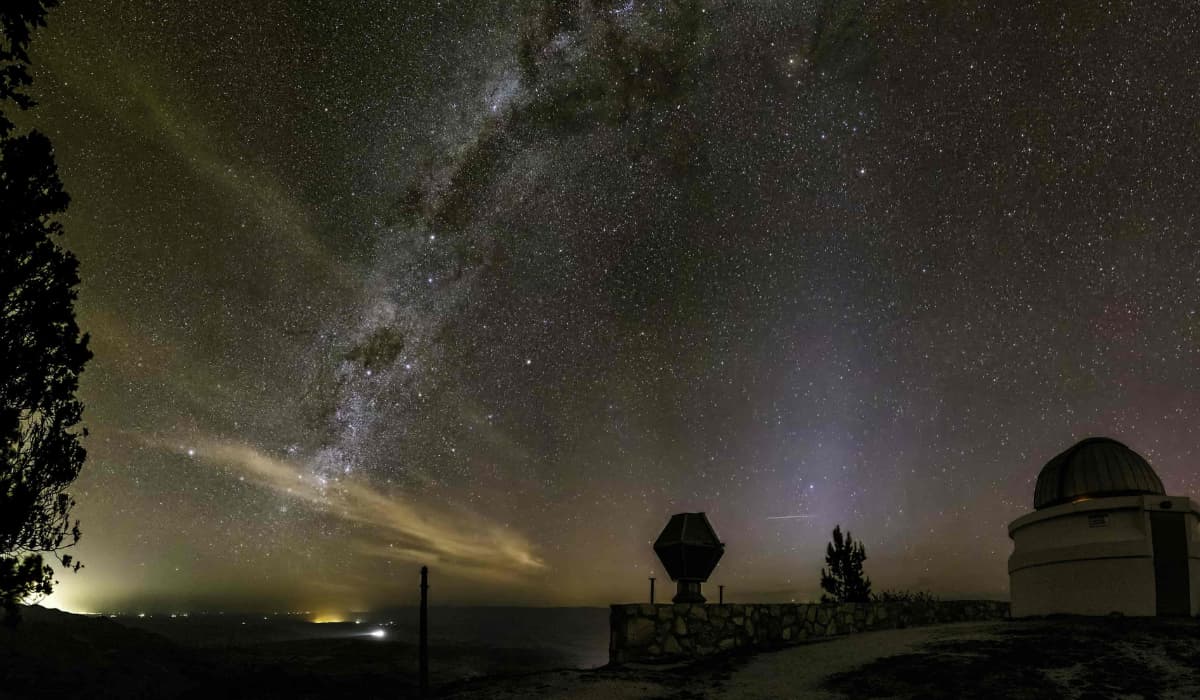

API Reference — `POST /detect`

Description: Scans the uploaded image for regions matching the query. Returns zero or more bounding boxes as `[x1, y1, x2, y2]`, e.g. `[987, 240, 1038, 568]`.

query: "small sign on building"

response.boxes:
[1087, 513, 1109, 528]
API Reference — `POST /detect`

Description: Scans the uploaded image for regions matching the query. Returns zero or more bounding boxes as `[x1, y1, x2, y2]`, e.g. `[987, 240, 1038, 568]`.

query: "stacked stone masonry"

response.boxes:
[609, 600, 1010, 663]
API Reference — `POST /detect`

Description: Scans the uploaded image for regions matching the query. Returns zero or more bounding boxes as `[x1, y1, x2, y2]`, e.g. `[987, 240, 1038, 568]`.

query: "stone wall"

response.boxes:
[609, 599, 1010, 664]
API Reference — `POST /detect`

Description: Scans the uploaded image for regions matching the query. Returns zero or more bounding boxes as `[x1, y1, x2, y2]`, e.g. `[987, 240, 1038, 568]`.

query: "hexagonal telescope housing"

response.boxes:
[653, 512, 724, 603]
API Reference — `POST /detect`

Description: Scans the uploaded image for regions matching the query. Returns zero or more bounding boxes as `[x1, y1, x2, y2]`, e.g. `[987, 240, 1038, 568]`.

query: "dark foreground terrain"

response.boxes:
[447, 617, 1200, 699]
[821, 616, 1200, 700]
[3, 608, 1200, 698]
[0, 606, 603, 699]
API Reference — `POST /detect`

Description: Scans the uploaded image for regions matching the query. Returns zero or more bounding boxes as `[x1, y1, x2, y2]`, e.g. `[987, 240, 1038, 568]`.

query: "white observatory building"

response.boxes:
[1008, 437, 1199, 617]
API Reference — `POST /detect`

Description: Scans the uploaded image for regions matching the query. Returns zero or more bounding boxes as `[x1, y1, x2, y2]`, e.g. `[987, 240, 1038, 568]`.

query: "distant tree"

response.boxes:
[820, 525, 871, 603]
[0, 0, 90, 623]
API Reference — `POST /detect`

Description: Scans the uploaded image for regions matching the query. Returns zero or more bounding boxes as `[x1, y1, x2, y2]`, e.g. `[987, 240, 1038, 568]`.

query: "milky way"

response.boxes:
[26, 0, 1200, 612]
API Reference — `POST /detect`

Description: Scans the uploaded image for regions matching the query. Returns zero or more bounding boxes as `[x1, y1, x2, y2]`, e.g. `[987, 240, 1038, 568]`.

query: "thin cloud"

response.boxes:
[189, 439, 546, 580]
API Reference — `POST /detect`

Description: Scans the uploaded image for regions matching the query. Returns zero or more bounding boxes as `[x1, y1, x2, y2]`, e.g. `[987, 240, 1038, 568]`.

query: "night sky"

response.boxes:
[26, 0, 1200, 614]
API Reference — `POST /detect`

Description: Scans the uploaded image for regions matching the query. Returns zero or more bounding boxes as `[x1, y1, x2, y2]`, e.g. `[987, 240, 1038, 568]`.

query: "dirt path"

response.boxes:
[712, 621, 1008, 699]
[445, 618, 1200, 699]
[442, 622, 1009, 699]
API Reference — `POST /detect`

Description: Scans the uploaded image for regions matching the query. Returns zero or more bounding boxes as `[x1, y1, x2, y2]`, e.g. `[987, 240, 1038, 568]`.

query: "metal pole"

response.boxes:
[420, 566, 429, 697]
[649, 577, 656, 604]
[719, 585, 724, 604]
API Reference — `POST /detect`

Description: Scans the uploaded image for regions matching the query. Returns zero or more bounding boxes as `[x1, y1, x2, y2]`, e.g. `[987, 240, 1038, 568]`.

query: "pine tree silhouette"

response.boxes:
[820, 525, 872, 603]
[0, 0, 90, 623]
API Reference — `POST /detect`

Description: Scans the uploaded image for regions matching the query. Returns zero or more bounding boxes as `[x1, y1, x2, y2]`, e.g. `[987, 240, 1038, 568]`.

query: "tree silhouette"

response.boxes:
[820, 524, 871, 603]
[0, 0, 90, 622]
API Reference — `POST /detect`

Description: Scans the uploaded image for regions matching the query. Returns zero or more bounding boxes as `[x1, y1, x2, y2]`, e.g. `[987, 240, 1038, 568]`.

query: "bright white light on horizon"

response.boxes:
[40, 588, 97, 615]
[369, 629, 386, 639]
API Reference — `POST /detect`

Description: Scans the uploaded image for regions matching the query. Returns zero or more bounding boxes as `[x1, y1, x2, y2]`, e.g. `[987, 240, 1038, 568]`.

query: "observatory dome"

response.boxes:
[1033, 437, 1165, 510]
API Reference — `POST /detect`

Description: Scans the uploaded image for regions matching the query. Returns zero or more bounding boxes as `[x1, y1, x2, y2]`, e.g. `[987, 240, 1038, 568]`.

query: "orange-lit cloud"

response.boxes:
[188, 439, 546, 581]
